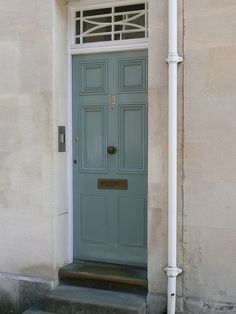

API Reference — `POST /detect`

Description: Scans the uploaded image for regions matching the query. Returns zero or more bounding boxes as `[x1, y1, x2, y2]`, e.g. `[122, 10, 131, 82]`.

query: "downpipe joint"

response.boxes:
[165, 266, 182, 278]
[166, 54, 183, 64]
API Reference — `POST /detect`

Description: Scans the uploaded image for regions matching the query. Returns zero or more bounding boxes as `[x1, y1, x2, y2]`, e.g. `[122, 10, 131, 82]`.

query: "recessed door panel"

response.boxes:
[80, 61, 108, 94]
[80, 194, 107, 244]
[119, 104, 146, 172]
[118, 197, 146, 247]
[118, 58, 147, 92]
[73, 50, 147, 266]
[81, 105, 107, 172]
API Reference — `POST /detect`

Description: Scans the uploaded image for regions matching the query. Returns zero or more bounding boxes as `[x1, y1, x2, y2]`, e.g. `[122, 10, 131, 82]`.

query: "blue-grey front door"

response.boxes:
[73, 50, 147, 266]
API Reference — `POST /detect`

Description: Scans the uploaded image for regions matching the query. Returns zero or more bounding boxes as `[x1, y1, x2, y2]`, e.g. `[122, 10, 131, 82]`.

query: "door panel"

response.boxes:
[73, 50, 148, 266]
[81, 105, 107, 171]
[119, 104, 146, 172]
[80, 194, 107, 244]
[80, 61, 108, 94]
[118, 58, 147, 92]
[118, 197, 146, 247]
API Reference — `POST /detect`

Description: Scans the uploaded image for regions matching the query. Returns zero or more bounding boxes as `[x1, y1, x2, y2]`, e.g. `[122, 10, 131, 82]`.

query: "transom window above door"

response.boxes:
[69, 1, 148, 49]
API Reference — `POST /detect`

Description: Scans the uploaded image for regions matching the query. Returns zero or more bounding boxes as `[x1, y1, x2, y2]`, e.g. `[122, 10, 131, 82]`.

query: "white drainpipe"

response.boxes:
[165, 0, 183, 313]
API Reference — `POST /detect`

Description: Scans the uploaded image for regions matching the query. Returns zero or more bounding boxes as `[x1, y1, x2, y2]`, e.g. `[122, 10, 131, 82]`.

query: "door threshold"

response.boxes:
[59, 260, 148, 295]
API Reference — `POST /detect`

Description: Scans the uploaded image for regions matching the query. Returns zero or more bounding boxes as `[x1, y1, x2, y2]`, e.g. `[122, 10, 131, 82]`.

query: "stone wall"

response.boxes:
[183, 0, 236, 306]
[0, 0, 54, 281]
[147, 0, 184, 297]
[148, 0, 236, 312]
[0, 0, 236, 313]
[0, 0, 68, 312]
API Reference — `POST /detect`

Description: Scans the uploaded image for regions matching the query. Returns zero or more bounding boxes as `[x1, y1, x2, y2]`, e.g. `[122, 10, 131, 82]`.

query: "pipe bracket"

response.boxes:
[165, 267, 183, 277]
[166, 54, 183, 64]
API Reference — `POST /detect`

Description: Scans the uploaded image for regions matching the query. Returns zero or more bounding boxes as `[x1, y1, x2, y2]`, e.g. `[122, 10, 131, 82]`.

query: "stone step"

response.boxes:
[59, 260, 148, 294]
[22, 309, 57, 314]
[44, 285, 147, 314]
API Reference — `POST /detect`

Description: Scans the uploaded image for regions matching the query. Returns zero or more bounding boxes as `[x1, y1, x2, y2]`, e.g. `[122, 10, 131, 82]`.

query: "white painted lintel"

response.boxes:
[70, 40, 148, 55]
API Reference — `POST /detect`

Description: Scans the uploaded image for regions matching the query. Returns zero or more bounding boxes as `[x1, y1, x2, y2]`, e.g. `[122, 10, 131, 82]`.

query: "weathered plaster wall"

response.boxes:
[183, 0, 236, 306]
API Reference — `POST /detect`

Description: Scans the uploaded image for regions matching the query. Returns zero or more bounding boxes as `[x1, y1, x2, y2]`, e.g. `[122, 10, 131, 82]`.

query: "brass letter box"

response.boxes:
[98, 179, 128, 190]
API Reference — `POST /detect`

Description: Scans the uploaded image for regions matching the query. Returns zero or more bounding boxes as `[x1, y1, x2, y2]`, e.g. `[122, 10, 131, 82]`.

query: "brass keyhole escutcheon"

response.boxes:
[107, 146, 117, 155]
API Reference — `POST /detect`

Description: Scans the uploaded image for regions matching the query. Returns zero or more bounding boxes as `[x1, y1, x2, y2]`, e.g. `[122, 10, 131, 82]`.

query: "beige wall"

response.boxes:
[148, 0, 236, 307]
[0, 0, 68, 281]
[183, 0, 236, 304]
[148, 0, 184, 296]
[0, 0, 236, 309]
[53, 0, 69, 274]
[0, 0, 55, 280]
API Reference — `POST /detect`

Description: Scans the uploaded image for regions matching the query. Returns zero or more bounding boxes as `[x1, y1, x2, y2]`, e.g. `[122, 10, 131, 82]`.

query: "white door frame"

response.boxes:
[67, 0, 149, 262]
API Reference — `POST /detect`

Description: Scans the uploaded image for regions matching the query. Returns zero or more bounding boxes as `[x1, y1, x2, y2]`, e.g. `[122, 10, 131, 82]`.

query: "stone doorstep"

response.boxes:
[59, 260, 148, 294]
[44, 285, 147, 314]
[22, 310, 57, 314]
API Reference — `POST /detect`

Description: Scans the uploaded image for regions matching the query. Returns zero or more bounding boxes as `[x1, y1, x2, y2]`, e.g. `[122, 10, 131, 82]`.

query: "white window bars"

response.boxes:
[71, 2, 148, 46]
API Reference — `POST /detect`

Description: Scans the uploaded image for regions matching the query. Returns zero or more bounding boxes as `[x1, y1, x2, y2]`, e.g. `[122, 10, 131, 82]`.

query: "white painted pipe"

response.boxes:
[165, 0, 183, 313]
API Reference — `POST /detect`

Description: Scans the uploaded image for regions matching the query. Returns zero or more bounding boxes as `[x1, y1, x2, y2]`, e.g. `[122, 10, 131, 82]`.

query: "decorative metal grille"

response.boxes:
[73, 2, 148, 45]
